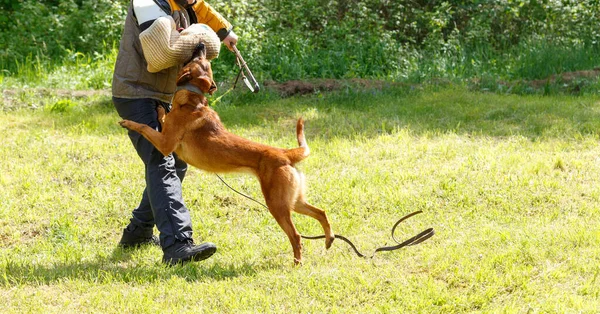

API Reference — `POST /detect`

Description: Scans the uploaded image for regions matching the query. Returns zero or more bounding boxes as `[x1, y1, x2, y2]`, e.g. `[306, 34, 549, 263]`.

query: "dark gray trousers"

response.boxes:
[113, 97, 193, 249]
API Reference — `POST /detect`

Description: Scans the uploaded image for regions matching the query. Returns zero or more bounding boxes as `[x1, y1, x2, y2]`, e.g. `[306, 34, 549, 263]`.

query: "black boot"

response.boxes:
[118, 224, 160, 248]
[162, 239, 217, 265]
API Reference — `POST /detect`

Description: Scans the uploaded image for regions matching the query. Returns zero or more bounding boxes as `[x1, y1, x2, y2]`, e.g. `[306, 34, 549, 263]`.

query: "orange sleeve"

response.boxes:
[192, 0, 232, 34]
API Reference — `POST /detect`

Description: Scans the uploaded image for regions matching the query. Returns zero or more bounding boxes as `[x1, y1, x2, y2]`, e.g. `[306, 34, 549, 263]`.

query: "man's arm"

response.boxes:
[192, 1, 239, 50]
[191, 0, 233, 40]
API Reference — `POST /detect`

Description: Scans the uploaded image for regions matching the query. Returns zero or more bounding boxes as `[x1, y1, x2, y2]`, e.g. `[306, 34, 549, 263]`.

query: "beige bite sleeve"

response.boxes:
[139, 16, 221, 73]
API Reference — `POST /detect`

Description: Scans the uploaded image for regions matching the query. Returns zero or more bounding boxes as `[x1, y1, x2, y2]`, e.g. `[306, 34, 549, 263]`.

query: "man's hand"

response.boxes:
[223, 31, 238, 51]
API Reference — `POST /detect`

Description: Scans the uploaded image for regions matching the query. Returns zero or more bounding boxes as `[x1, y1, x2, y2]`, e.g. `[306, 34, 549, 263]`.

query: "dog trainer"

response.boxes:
[111, 0, 238, 265]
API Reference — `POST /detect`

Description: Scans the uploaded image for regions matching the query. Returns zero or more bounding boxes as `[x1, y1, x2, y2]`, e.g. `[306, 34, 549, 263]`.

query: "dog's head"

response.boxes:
[176, 43, 217, 95]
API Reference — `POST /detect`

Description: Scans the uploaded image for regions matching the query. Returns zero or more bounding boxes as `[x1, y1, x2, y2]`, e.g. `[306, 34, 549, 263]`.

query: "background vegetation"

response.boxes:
[2, 0, 600, 87]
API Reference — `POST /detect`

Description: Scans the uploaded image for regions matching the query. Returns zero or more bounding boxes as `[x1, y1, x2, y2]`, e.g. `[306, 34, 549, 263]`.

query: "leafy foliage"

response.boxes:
[0, 0, 127, 70]
[2, 0, 600, 82]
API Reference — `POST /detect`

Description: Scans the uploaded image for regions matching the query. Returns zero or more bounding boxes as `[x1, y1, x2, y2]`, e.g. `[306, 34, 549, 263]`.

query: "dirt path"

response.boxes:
[3, 68, 600, 107]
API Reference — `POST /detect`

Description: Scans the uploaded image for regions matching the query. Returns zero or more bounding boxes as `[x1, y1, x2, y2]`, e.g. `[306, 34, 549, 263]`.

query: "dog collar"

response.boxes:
[176, 83, 205, 96]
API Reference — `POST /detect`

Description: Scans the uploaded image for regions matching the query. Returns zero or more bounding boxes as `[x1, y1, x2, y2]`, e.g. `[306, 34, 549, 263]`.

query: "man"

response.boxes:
[112, 0, 238, 265]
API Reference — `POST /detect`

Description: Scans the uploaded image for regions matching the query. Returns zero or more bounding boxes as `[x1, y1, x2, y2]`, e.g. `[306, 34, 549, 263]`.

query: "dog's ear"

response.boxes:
[176, 70, 192, 86]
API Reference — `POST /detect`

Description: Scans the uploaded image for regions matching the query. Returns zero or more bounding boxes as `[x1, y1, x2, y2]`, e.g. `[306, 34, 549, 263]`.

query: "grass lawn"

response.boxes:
[1, 85, 599, 312]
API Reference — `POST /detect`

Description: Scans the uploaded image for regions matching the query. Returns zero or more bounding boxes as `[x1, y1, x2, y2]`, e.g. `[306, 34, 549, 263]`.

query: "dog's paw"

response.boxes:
[118, 120, 133, 129]
[326, 235, 335, 249]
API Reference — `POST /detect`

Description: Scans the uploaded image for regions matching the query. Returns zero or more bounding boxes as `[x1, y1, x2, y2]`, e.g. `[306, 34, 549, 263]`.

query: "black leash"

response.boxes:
[215, 174, 434, 258]
[301, 211, 435, 258]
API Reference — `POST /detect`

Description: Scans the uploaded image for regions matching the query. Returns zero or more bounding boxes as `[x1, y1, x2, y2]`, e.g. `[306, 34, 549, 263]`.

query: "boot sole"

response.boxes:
[162, 245, 217, 266]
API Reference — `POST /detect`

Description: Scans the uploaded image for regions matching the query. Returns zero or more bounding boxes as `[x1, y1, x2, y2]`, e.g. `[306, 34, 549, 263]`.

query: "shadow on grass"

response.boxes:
[0, 247, 271, 286]
[12, 85, 600, 140]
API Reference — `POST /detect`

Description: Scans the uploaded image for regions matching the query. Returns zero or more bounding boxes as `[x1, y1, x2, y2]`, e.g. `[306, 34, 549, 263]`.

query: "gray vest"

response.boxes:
[112, 4, 191, 103]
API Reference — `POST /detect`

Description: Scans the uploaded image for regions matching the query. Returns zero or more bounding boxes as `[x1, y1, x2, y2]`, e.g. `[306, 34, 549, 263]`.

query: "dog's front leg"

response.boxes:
[119, 120, 179, 157]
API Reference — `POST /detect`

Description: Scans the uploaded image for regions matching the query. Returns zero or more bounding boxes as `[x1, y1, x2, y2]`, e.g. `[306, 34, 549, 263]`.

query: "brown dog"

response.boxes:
[119, 45, 334, 264]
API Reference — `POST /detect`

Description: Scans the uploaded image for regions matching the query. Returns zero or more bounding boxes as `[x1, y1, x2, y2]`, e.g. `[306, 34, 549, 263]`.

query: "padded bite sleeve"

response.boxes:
[139, 16, 221, 73]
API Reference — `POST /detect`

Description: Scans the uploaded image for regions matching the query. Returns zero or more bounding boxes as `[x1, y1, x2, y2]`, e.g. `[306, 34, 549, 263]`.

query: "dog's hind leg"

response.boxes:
[270, 209, 303, 265]
[293, 200, 335, 249]
[261, 166, 304, 264]
[289, 170, 335, 249]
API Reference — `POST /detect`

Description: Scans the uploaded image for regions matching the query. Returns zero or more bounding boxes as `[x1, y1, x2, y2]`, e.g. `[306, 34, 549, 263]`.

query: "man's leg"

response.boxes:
[114, 97, 216, 263]
[123, 147, 188, 245]
[143, 138, 193, 248]
[116, 188, 157, 248]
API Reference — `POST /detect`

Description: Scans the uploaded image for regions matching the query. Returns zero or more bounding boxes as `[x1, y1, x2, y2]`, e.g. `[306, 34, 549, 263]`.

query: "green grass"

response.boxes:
[1, 86, 600, 312]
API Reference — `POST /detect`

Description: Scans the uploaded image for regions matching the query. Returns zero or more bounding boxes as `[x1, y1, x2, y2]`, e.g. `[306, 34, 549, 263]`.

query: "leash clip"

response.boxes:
[231, 44, 260, 93]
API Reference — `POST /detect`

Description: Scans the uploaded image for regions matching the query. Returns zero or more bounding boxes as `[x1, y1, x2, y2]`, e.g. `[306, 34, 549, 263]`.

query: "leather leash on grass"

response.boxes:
[301, 210, 434, 258]
[216, 174, 435, 258]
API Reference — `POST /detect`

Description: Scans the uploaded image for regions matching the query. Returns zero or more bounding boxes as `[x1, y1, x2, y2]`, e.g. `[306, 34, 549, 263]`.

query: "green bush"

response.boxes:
[0, 0, 126, 69]
[2, 0, 600, 83]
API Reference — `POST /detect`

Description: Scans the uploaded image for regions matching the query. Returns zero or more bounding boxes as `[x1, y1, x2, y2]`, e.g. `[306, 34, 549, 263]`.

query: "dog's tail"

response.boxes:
[285, 117, 310, 164]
